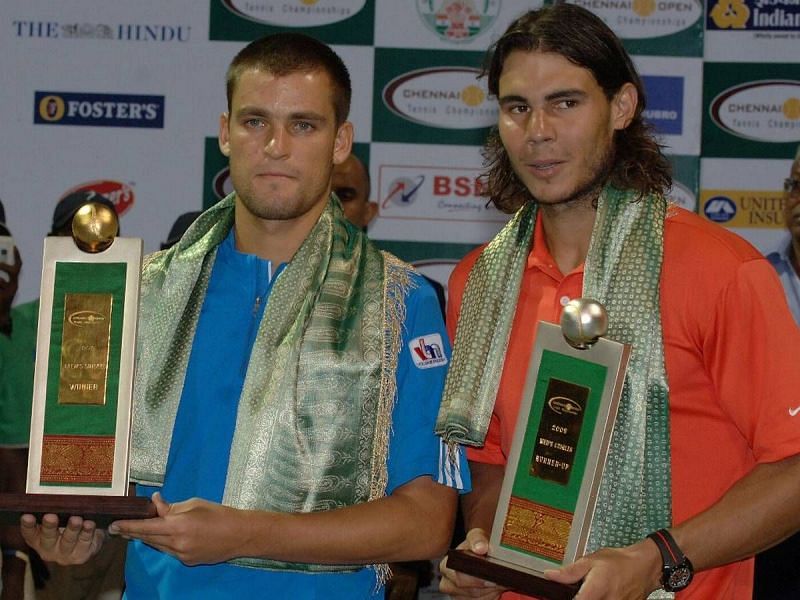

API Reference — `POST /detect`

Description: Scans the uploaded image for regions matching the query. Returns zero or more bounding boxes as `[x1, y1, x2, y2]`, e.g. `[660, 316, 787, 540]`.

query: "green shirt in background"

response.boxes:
[0, 299, 39, 447]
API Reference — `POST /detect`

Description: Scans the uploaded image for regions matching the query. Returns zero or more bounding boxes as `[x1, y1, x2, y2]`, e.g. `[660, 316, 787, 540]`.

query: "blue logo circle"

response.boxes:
[703, 196, 737, 223]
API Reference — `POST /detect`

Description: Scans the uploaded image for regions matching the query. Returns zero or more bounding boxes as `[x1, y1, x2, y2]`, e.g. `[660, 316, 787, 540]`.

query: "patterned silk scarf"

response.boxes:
[131, 193, 412, 574]
[436, 186, 672, 564]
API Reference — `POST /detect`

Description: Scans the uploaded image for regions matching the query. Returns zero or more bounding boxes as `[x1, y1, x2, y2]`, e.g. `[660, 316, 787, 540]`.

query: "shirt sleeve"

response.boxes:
[705, 258, 800, 464]
[386, 272, 471, 494]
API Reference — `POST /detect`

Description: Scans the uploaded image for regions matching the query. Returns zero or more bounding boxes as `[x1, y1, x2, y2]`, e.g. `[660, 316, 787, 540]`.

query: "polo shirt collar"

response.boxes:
[526, 208, 585, 281]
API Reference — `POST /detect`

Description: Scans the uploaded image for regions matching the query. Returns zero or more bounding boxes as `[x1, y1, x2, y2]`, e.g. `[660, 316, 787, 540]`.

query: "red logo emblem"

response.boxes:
[60, 180, 135, 216]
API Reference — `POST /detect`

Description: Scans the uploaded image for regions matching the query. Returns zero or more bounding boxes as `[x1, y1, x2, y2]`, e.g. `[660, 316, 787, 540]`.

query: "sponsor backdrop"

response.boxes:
[0, 0, 797, 305]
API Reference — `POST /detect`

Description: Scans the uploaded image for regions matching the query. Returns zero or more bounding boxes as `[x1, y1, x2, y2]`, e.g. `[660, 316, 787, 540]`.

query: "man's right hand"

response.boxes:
[20, 513, 106, 565]
[439, 528, 507, 599]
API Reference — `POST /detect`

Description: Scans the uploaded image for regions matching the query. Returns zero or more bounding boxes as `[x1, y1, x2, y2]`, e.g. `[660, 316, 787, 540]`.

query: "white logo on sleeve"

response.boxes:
[409, 333, 448, 369]
[789, 405, 800, 417]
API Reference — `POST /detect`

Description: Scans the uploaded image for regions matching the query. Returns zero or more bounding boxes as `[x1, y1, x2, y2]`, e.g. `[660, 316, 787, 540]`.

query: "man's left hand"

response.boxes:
[544, 539, 662, 600]
[109, 492, 247, 566]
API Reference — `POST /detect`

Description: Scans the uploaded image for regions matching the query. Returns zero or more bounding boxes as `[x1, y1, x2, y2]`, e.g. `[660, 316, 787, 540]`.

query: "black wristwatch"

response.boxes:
[647, 528, 694, 592]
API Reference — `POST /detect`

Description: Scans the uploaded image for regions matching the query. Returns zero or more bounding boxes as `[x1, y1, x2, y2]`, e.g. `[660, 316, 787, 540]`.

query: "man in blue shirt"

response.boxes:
[21, 33, 468, 599]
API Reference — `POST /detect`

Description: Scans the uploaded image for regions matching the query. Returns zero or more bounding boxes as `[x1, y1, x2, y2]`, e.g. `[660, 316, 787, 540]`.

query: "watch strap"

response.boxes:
[647, 528, 694, 592]
[648, 529, 684, 567]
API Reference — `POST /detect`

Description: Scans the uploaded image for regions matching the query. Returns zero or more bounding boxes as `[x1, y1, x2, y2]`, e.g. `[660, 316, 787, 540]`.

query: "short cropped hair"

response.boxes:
[226, 32, 352, 125]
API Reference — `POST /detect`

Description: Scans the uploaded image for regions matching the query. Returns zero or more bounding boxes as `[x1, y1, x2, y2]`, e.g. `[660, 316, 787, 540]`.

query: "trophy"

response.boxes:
[447, 299, 631, 599]
[0, 202, 155, 526]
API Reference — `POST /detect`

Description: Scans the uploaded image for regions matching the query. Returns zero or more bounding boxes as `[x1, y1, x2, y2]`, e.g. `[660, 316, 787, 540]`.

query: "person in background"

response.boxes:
[437, 5, 800, 599]
[160, 211, 202, 251]
[21, 33, 468, 599]
[753, 145, 800, 600]
[0, 199, 21, 360]
[766, 145, 800, 326]
[332, 154, 447, 319]
[331, 154, 377, 231]
[0, 199, 20, 337]
[0, 199, 31, 600]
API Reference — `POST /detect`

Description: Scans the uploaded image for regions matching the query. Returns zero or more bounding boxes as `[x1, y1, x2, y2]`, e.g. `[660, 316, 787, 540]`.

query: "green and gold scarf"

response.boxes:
[436, 186, 672, 561]
[130, 193, 412, 574]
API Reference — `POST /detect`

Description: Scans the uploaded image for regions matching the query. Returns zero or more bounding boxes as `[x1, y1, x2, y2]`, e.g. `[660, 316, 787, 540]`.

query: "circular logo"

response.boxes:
[548, 396, 582, 416]
[709, 0, 750, 29]
[710, 81, 800, 143]
[461, 85, 484, 107]
[68, 311, 106, 327]
[38, 95, 66, 122]
[382, 176, 425, 209]
[703, 195, 737, 223]
[383, 67, 496, 129]
[632, 0, 657, 17]
[222, 0, 365, 27]
[576, 0, 702, 38]
[417, 0, 501, 43]
[784, 97, 800, 120]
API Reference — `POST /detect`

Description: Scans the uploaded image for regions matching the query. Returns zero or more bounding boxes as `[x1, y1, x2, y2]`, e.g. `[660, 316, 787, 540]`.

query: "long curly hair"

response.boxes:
[482, 4, 672, 213]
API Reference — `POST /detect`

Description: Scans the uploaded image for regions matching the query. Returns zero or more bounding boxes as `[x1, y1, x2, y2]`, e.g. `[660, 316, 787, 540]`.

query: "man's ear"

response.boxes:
[218, 112, 231, 157]
[332, 121, 354, 165]
[612, 83, 638, 131]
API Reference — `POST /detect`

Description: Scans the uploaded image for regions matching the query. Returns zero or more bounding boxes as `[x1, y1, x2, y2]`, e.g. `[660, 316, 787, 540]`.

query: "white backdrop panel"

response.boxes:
[368, 142, 510, 244]
[375, 0, 544, 50]
[700, 157, 792, 254]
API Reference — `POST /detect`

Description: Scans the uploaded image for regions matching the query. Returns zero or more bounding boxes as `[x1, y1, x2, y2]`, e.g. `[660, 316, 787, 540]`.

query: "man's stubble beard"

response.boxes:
[527, 144, 616, 214]
[236, 179, 329, 222]
[239, 192, 308, 221]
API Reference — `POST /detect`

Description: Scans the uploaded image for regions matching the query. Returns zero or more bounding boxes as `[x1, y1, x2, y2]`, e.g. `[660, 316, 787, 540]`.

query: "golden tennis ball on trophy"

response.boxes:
[71, 202, 119, 253]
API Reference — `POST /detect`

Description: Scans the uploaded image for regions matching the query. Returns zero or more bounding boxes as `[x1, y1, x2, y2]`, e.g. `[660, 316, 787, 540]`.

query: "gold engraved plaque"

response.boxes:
[58, 293, 113, 405]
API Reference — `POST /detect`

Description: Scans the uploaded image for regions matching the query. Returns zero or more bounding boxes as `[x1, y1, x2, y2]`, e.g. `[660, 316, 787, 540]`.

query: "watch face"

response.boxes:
[666, 565, 693, 591]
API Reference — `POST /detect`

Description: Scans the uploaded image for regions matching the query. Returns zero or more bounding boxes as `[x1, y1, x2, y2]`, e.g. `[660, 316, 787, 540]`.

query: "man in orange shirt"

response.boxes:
[437, 5, 800, 599]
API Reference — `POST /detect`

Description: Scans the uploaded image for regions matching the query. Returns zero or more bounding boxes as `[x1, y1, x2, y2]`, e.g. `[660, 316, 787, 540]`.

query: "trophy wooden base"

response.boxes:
[447, 549, 581, 600]
[0, 493, 156, 528]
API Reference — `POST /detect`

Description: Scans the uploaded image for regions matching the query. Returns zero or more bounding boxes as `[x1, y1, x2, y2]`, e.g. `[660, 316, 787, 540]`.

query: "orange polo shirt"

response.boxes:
[447, 206, 800, 599]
